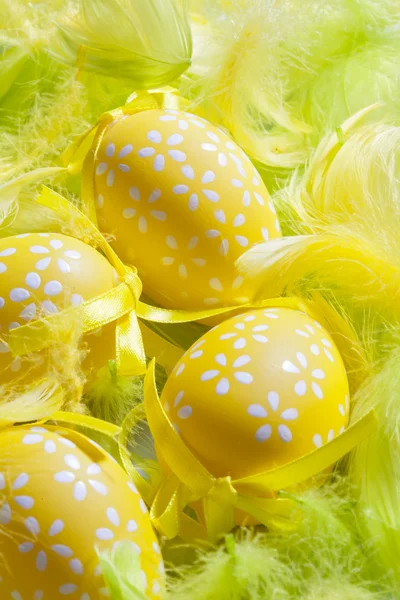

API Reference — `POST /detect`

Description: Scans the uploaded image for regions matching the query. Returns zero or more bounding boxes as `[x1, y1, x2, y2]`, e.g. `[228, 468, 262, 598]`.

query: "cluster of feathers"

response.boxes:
[2, 0, 400, 597]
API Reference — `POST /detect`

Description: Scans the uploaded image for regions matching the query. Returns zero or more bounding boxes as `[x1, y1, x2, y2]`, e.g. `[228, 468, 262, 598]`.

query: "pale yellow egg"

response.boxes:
[93, 109, 281, 310]
[161, 308, 350, 479]
[0, 233, 117, 386]
[0, 425, 164, 599]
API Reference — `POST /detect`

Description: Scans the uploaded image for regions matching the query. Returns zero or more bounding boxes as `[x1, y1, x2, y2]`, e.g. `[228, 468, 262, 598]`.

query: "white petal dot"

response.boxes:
[74, 481, 87, 501]
[312, 382, 324, 399]
[96, 162, 108, 175]
[58, 259, 71, 273]
[234, 337, 246, 349]
[235, 235, 248, 247]
[23, 434, 43, 445]
[25, 272, 41, 289]
[123, 208, 136, 219]
[12, 473, 29, 490]
[14, 496, 34, 509]
[201, 370, 220, 381]
[178, 406, 192, 419]
[64, 250, 80, 259]
[281, 408, 298, 420]
[166, 235, 178, 249]
[106, 507, 120, 526]
[233, 355, 251, 368]
[49, 519, 64, 536]
[0, 247, 16, 256]
[207, 132, 220, 143]
[33, 592, 44, 600]
[0, 297, 4, 308]
[234, 372, 253, 384]
[36, 257, 51, 270]
[52, 545, 73, 558]
[234, 323, 245, 330]
[296, 329, 309, 338]
[127, 520, 138, 532]
[0, 473, 5, 490]
[182, 164, 195, 180]
[106, 170, 115, 186]
[248, 404, 267, 418]
[119, 144, 133, 158]
[294, 380, 307, 396]
[339, 404, 345, 416]
[268, 392, 279, 411]
[148, 130, 162, 143]
[256, 424, 272, 442]
[216, 378, 230, 395]
[162, 257, 174, 266]
[242, 190, 251, 206]
[167, 134, 183, 145]
[218, 152, 228, 166]
[174, 391, 184, 406]
[209, 278, 223, 291]
[201, 143, 217, 152]
[233, 214, 245, 227]
[324, 348, 334, 362]
[151, 210, 167, 222]
[296, 352, 307, 368]
[220, 239, 229, 256]
[253, 324, 268, 331]
[193, 258, 206, 267]
[168, 150, 186, 162]
[71, 294, 84, 306]
[0, 262, 6, 274]
[154, 154, 165, 171]
[70, 558, 84, 575]
[202, 170, 215, 183]
[278, 425, 292, 443]
[89, 480, 108, 495]
[322, 338, 332, 348]
[59, 584, 78, 595]
[202, 190, 219, 202]
[312, 369, 325, 379]
[0, 503, 11, 524]
[214, 209, 226, 224]
[10, 288, 30, 302]
[118, 163, 130, 172]
[49, 239, 63, 250]
[19, 542, 34, 553]
[231, 179, 243, 188]
[36, 551, 47, 572]
[54, 471, 75, 483]
[328, 429, 335, 442]
[310, 344, 320, 355]
[254, 192, 265, 206]
[64, 454, 80, 470]
[173, 184, 189, 195]
[106, 143, 115, 157]
[139, 147, 155, 157]
[282, 360, 300, 374]
[96, 528, 114, 541]
[138, 216, 147, 233]
[8, 322, 19, 331]
[215, 353, 227, 367]
[204, 297, 220, 305]
[140, 498, 148, 514]
[188, 193, 199, 210]
[179, 119, 188, 130]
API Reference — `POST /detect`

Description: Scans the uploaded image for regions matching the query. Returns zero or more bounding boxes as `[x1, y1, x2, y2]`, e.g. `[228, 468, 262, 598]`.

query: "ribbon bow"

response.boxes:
[135, 360, 377, 542]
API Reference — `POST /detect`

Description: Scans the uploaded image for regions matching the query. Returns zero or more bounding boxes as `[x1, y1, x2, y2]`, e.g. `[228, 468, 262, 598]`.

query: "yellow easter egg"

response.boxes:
[0, 425, 164, 599]
[0, 232, 117, 386]
[160, 308, 350, 479]
[93, 109, 281, 310]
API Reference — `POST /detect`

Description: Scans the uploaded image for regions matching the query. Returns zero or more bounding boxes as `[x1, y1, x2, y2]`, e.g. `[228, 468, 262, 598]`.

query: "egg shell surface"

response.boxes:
[93, 108, 281, 310]
[161, 308, 350, 479]
[0, 425, 164, 599]
[0, 233, 117, 386]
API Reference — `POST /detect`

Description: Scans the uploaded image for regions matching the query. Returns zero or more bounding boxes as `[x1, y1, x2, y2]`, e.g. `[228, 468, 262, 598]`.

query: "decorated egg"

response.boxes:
[93, 108, 281, 310]
[161, 307, 350, 479]
[0, 232, 117, 386]
[0, 425, 164, 599]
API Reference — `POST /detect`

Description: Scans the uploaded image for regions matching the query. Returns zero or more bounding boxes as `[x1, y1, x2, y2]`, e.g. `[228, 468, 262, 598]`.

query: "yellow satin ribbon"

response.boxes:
[141, 359, 377, 542]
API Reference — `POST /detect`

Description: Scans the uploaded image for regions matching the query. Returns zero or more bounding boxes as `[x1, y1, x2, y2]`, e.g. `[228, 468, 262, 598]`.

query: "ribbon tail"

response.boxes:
[235, 496, 300, 532]
[116, 311, 146, 376]
[150, 473, 184, 539]
[202, 477, 237, 542]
